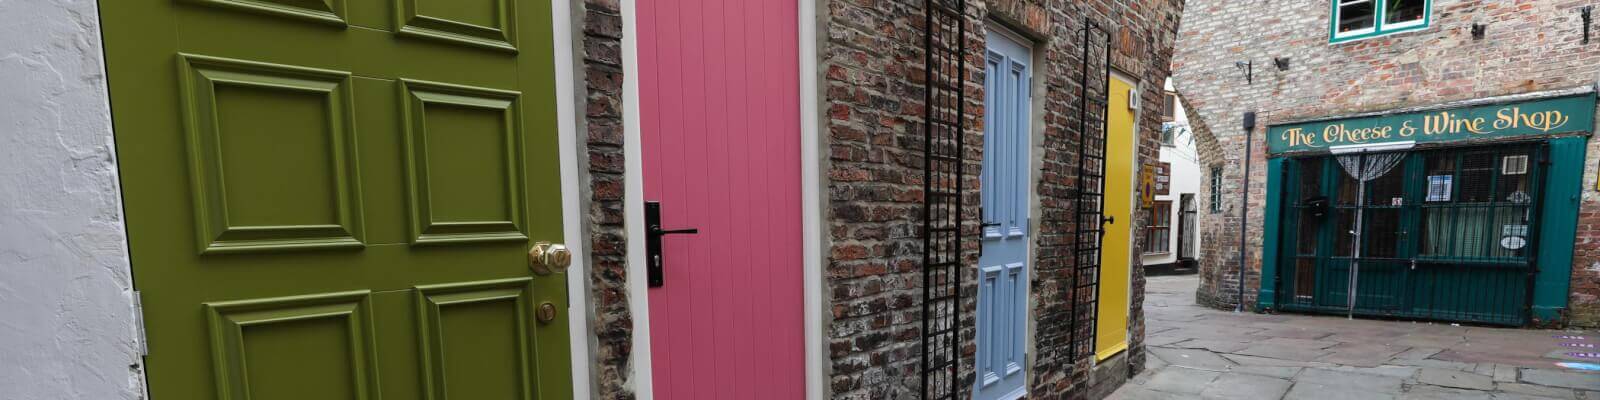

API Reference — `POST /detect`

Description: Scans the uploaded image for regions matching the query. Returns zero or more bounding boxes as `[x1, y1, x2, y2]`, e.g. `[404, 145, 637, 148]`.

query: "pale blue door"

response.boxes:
[975, 28, 1030, 400]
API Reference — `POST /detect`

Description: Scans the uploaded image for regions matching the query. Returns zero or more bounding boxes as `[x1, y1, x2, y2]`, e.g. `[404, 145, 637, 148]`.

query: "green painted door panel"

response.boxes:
[99, 0, 572, 399]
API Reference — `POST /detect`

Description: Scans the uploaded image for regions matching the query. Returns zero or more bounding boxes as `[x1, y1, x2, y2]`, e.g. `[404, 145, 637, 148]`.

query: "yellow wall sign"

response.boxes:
[1139, 165, 1156, 209]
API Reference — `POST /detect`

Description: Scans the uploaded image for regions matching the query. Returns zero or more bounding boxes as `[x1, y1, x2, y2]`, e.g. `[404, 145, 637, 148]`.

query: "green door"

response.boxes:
[100, 1, 572, 399]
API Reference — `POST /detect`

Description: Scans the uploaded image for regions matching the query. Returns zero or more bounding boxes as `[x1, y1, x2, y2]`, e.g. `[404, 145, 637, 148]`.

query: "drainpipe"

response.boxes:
[1238, 112, 1256, 313]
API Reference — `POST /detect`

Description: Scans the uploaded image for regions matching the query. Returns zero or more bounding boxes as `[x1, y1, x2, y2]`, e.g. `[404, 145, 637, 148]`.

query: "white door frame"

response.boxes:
[550, 0, 594, 398]
[977, 23, 1034, 400]
[619, 1, 824, 398]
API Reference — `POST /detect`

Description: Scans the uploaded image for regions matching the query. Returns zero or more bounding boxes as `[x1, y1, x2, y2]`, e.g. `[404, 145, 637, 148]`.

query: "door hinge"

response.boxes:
[132, 291, 148, 357]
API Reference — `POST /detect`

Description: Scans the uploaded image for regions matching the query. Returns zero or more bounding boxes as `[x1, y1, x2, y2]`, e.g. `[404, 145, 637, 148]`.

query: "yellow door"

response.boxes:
[1095, 76, 1136, 361]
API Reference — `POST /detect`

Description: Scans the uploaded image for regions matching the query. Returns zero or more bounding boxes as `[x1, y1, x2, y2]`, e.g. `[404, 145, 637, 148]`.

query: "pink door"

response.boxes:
[637, 1, 804, 399]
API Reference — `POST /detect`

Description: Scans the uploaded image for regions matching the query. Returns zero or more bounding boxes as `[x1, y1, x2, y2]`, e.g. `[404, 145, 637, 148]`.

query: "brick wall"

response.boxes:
[820, 0, 1183, 398]
[1173, 0, 1600, 326]
[577, 0, 634, 398]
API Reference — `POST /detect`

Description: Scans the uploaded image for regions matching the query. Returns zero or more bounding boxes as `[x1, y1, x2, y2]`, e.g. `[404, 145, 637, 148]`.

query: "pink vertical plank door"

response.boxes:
[638, 0, 804, 399]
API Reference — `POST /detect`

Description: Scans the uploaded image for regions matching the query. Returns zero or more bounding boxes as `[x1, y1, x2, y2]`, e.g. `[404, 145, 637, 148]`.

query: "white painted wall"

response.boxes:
[0, 1, 144, 399]
[1142, 78, 1202, 266]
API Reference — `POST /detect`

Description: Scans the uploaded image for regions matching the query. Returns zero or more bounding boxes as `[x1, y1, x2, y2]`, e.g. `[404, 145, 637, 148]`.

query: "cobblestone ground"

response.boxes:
[1110, 275, 1600, 400]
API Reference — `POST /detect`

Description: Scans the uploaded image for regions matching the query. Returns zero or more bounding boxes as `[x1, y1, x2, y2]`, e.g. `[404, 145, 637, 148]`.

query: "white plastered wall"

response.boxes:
[1141, 78, 1202, 267]
[0, 1, 145, 399]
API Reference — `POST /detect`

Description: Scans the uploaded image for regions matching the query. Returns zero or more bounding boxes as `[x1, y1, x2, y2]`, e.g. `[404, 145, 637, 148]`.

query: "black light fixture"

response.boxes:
[1583, 6, 1593, 44]
[1273, 57, 1290, 71]
[1234, 60, 1253, 84]
[1472, 23, 1487, 40]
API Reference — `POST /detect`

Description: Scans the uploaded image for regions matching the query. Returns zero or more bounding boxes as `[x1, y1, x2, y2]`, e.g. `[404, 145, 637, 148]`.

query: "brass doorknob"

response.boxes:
[528, 242, 572, 275]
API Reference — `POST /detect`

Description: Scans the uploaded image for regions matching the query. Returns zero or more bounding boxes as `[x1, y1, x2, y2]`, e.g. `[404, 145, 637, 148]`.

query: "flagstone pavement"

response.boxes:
[1108, 275, 1600, 400]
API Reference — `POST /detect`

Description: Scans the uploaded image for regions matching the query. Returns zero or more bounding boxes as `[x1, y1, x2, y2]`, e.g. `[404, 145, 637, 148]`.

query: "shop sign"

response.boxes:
[1267, 94, 1597, 154]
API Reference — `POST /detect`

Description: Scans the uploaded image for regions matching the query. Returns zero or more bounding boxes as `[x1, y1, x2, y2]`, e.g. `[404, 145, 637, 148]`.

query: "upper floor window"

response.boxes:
[1331, 0, 1430, 43]
[1161, 92, 1178, 122]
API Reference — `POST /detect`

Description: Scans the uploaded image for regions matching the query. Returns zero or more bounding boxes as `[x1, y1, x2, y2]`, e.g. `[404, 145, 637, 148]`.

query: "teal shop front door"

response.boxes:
[975, 27, 1030, 400]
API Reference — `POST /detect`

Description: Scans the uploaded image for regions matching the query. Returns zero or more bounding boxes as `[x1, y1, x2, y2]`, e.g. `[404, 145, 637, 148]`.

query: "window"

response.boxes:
[1331, 0, 1430, 43]
[1146, 201, 1172, 254]
[1210, 166, 1224, 213]
[1160, 123, 1176, 146]
[1161, 92, 1177, 122]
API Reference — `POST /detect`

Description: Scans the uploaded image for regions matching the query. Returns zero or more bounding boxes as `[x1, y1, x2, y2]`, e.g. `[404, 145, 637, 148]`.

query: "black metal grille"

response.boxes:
[1069, 21, 1111, 362]
[921, 0, 965, 398]
[1277, 144, 1546, 326]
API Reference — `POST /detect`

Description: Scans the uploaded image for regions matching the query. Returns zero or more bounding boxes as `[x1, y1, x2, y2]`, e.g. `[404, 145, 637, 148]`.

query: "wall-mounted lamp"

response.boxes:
[1234, 60, 1253, 84]
[1472, 23, 1487, 40]
[1583, 6, 1593, 44]
[1273, 57, 1290, 71]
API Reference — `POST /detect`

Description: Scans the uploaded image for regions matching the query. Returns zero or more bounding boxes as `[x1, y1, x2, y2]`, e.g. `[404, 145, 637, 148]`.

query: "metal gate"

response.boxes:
[921, 0, 965, 398]
[1277, 144, 1545, 325]
[1070, 21, 1111, 361]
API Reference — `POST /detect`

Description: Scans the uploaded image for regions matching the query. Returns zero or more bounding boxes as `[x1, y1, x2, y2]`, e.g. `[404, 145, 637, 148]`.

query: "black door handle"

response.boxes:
[646, 201, 697, 288]
[1103, 216, 1116, 225]
[653, 227, 699, 236]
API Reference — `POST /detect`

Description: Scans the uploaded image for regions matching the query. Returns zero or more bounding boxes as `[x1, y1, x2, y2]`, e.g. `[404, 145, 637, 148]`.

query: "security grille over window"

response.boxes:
[921, 0, 965, 398]
[1277, 144, 1545, 326]
[1069, 20, 1111, 362]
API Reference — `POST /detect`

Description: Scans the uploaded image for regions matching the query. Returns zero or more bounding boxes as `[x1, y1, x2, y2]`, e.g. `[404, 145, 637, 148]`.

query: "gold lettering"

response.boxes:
[1495, 108, 1515, 130]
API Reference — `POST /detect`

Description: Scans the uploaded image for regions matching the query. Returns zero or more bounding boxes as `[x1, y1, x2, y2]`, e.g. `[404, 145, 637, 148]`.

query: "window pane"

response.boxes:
[1364, 209, 1401, 258]
[1458, 152, 1494, 202]
[1424, 153, 1455, 202]
[1298, 158, 1323, 202]
[1294, 258, 1317, 299]
[1496, 151, 1532, 203]
[1297, 208, 1321, 255]
[1338, 1, 1376, 33]
[1365, 163, 1405, 206]
[1334, 209, 1355, 257]
[1384, 0, 1425, 25]
[1336, 169, 1360, 205]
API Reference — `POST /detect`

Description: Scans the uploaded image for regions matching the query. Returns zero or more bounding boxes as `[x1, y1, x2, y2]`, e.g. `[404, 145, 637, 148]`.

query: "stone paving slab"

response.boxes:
[1141, 368, 1220, 395]
[1418, 367, 1496, 390]
[1283, 381, 1396, 400]
[1198, 372, 1292, 400]
[1235, 342, 1334, 362]
[1147, 346, 1235, 370]
[1520, 369, 1600, 391]
[1297, 367, 1406, 393]
[1403, 384, 1495, 400]
[1496, 382, 1580, 399]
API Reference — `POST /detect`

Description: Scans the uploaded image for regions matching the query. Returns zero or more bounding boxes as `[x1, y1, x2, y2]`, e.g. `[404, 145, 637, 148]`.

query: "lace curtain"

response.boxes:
[1336, 152, 1407, 182]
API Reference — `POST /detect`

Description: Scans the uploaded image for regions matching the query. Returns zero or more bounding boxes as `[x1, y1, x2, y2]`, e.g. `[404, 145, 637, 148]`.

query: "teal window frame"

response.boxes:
[1329, 0, 1432, 44]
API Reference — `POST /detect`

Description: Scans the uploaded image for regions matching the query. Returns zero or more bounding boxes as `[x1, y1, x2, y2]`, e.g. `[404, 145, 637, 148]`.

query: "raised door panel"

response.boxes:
[400, 79, 528, 245]
[395, 0, 517, 52]
[205, 291, 380, 400]
[416, 278, 537, 400]
[178, 55, 365, 253]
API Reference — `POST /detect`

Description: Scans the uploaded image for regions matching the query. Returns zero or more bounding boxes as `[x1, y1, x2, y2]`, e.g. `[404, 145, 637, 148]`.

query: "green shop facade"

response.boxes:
[1259, 91, 1597, 326]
